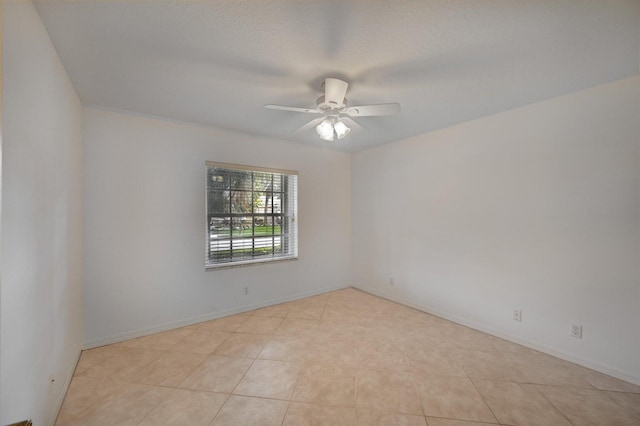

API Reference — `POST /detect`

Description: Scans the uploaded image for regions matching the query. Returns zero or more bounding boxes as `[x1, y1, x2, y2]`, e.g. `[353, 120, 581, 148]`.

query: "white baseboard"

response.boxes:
[83, 284, 351, 349]
[82, 282, 640, 386]
[353, 284, 640, 386]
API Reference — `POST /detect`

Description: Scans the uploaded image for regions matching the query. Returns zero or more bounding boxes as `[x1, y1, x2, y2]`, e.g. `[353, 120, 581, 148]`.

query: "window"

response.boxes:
[206, 162, 298, 268]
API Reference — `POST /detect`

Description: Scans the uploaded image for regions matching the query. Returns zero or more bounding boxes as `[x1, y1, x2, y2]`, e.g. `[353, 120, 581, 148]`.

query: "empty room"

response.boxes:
[1, 1, 640, 425]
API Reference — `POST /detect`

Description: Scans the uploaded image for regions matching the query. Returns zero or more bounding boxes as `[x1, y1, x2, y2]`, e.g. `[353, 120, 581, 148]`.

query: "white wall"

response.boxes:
[82, 107, 352, 347]
[352, 76, 640, 384]
[1, 2, 84, 425]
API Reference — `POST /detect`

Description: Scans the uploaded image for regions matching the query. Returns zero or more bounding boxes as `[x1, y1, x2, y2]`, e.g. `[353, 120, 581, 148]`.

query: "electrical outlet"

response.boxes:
[243, 286, 249, 295]
[570, 324, 583, 339]
[513, 309, 522, 322]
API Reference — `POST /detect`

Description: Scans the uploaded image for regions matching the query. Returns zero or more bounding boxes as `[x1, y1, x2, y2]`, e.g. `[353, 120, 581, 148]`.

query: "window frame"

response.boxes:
[205, 161, 298, 269]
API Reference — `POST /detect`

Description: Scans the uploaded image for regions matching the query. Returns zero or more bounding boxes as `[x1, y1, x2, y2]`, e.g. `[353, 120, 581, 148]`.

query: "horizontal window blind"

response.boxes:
[206, 162, 298, 268]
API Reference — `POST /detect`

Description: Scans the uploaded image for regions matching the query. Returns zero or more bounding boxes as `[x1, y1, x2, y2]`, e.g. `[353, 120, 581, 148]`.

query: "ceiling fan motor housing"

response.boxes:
[316, 95, 347, 111]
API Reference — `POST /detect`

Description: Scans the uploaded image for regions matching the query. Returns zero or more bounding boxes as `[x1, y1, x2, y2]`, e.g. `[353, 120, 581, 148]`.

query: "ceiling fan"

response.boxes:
[265, 78, 401, 141]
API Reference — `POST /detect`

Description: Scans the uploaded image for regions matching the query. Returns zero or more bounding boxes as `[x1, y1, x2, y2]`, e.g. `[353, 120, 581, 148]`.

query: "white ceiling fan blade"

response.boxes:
[294, 117, 326, 133]
[324, 78, 349, 107]
[344, 103, 401, 117]
[341, 117, 363, 131]
[265, 104, 322, 114]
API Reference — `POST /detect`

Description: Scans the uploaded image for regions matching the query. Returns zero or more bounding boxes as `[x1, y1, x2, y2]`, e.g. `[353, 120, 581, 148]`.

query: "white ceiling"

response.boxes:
[34, 0, 640, 152]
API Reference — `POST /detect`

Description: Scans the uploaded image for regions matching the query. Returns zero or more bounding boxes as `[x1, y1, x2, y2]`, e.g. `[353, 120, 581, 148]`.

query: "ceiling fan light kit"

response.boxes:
[316, 118, 335, 141]
[315, 117, 351, 141]
[333, 120, 350, 138]
[265, 77, 400, 142]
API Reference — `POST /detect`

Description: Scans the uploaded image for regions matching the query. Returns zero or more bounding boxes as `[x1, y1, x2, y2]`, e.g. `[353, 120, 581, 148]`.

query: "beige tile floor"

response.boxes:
[56, 288, 640, 425]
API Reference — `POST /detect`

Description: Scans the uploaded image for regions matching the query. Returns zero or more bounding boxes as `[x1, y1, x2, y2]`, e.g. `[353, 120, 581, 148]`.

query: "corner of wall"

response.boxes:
[1, 2, 84, 425]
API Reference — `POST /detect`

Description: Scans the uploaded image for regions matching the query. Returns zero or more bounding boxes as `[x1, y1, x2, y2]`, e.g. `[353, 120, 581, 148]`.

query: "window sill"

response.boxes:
[206, 255, 298, 270]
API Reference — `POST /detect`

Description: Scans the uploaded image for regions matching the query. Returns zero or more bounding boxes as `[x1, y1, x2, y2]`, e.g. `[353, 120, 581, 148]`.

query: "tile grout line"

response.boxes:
[467, 376, 500, 425]
[207, 392, 233, 426]
[280, 354, 306, 426]
[319, 294, 329, 321]
[139, 328, 240, 426]
[225, 327, 298, 425]
[172, 337, 231, 391]
[208, 322, 264, 425]
[403, 345, 429, 421]
[135, 388, 172, 426]
[531, 383, 576, 426]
